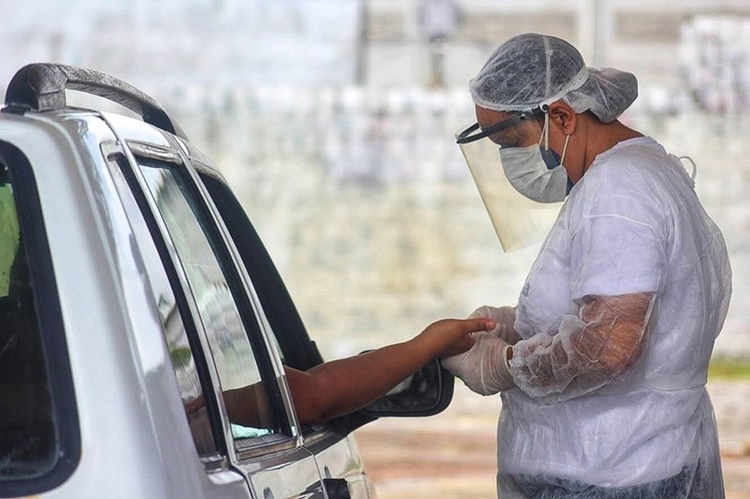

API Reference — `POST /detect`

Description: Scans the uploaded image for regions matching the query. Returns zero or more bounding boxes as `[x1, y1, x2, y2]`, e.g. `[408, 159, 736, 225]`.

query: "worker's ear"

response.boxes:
[547, 101, 577, 135]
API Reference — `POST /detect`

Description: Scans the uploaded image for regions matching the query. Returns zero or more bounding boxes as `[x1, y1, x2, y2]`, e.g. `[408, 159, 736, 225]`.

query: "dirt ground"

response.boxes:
[355, 381, 750, 498]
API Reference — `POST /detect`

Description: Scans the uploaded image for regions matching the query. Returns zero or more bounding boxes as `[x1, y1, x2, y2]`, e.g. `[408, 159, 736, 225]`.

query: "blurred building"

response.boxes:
[3, 1, 750, 93]
[363, 0, 750, 109]
[0, 0, 364, 88]
[680, 15, 750, 113]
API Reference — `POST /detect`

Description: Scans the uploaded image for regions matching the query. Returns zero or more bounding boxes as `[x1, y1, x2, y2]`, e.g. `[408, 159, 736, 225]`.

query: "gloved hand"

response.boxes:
[441, 332, 515, 395]
[467, 305, 521, 345]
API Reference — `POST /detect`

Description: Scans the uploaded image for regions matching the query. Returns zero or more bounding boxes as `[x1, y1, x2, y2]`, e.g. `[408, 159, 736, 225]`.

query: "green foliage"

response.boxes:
[170, 347, 193, 368]
[708, 357, 750, 380]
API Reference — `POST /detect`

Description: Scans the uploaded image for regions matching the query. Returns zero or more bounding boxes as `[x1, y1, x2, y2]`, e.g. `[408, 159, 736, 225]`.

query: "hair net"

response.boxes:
[470, 33, 638, 123]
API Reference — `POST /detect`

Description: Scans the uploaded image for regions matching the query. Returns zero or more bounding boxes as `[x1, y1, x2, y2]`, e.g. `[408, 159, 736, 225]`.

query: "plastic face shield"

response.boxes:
[456, 116, 564, 252]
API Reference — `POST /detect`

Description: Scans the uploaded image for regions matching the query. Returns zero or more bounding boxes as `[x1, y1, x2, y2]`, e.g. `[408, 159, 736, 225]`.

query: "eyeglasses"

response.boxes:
[456, 108, 544, 144]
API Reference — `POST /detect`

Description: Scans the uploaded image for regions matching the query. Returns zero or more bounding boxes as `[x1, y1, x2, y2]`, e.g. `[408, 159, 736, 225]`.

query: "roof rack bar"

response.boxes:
[3, 63, 186, 139]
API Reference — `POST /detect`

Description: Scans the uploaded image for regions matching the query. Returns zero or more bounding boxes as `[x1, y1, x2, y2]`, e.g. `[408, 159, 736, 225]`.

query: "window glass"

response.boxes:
[163, 295, 222, 453]
[108, 156, 217, 457]
[136, 160, 279, 439]
[0, 163, 56, 479]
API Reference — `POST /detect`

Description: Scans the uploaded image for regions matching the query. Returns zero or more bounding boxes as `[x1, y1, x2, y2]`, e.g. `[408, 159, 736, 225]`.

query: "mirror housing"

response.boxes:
[363, 358, 454, 418]
[326, 356, 455, 435]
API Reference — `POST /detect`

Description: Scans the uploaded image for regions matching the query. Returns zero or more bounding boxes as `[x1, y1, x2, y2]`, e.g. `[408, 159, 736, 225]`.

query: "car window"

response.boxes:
[198, 171, 323, 372]
[197, 168, 379, 435]
[0, 164, 54, 478]
[106, 154, 219, 458]
[0, 144, 78, 495]
[133, 157, 283, 442]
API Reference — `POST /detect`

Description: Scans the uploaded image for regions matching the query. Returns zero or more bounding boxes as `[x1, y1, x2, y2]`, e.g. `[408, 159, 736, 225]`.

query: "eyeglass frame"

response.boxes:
[456, 107, 545, 144]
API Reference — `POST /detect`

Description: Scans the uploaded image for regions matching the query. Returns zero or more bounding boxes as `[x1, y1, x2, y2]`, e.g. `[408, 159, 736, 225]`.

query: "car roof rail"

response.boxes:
[2, 63, 187, 139]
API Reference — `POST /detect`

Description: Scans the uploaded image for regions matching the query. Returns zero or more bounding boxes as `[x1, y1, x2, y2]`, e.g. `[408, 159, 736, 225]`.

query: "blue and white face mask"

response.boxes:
[499, 144, 569, 203]
[498, 114, 572, 203]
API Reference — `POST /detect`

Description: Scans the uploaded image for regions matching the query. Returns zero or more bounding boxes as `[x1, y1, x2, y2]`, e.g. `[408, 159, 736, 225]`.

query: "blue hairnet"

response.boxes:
[469, 33, 638, 123]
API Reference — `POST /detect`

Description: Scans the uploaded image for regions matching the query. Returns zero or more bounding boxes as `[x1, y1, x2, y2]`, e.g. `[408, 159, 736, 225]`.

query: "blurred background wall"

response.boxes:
[0, 0, 748, 360]
[2, 2, 749, 496]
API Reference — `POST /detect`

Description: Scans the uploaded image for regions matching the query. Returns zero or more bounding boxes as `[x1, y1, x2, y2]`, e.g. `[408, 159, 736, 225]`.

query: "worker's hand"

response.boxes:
[468, 305, 521, 344]
[442, 333, 515, 395]
[415, 317, 497, 359]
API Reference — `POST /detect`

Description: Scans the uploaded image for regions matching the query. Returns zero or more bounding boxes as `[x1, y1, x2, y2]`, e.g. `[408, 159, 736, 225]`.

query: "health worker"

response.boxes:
[444, 32, 732, 498]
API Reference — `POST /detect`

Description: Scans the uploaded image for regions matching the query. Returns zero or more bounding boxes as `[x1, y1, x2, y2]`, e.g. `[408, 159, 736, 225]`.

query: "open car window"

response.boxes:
[197, 170, 324, 372]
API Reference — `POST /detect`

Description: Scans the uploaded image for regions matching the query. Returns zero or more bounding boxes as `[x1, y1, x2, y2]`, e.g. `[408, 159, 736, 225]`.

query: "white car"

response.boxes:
[0, 63, 454, 498]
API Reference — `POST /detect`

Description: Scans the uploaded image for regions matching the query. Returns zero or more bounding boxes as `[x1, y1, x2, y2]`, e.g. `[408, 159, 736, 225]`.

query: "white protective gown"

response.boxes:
[498, 137, 732, 497]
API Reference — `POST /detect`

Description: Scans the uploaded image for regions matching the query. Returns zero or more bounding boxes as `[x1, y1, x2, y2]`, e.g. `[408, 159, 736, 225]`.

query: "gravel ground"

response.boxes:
[355, 380, 750, 498]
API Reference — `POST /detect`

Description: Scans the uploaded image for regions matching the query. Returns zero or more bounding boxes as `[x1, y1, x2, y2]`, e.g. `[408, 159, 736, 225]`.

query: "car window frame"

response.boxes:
[192, 160, 379, 436]
[0, 140, 81, 496]
[107, 140, 302, 466]
[104, 149, 227, 466]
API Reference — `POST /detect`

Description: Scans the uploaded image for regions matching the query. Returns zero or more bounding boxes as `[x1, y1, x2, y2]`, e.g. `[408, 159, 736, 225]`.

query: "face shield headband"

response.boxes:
[456, 107, 545, 145]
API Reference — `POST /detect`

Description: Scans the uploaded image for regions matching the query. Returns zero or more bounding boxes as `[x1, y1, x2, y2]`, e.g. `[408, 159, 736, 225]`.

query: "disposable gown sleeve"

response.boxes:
[509, 292, 655, 402]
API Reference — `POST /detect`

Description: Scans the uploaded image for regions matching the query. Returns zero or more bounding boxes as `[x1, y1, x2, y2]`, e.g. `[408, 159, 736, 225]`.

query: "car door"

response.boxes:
[107, 138, 332, 499]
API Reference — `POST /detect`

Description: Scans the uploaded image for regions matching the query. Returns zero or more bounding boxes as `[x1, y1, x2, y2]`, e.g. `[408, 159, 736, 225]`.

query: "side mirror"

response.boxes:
[363, 358, 454, 418]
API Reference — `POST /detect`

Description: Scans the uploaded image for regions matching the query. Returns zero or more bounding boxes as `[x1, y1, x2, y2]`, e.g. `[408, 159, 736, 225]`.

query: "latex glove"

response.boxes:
[468, 306, 521, 345]
[441, 332, 514, 395]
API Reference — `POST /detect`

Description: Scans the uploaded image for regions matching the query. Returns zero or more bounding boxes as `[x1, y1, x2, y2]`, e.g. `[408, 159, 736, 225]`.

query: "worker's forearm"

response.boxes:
[511, 292, 654, 401]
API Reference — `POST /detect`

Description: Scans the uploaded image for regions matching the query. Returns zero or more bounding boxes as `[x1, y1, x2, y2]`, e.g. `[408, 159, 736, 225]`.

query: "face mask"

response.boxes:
[499, 145, 569, 203]
[498, 115, 571, 203]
